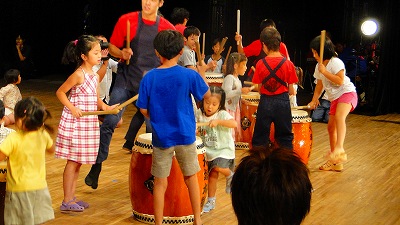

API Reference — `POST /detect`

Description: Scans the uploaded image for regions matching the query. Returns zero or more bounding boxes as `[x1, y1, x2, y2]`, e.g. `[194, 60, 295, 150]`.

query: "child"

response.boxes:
[221, 52, 251, 141]
[0, 97, 55, 224]
[251, 27, 298, 150]
[136, 30, 210, 225]
[308, 35, 357, 171]
[196, 85, 237, 212]
[205, 38, 226, 73]
[178, 26, 215, 72]
[0, 69, 22, 126]
[55, 35, 117, 211]
[0, 100, 15, 144]
[231, 145, 312, 225]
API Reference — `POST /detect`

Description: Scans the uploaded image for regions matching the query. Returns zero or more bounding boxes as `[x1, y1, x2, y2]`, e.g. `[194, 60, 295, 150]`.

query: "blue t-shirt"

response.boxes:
[137, 65, 209, 148]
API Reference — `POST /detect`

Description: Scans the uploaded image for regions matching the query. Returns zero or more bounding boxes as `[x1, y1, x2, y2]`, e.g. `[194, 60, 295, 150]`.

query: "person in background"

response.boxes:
[85, 0, 176, 190]
[0, 97, 55, 224]
[231, 145, 312, 225]
[205, 38, 225, 74]
[0, 69, 22, 126]
[13, 35, 35, 79]
[170, 7, 190, 35]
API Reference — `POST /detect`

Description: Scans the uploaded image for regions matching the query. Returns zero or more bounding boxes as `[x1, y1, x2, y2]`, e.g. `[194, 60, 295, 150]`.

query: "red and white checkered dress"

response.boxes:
[55, 70, 99, 164]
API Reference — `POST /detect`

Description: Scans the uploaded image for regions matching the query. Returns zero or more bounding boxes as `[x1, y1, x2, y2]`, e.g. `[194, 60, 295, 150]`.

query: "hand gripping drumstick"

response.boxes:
[82, 94, 139, 116]
[319, 30, 326, 64]
[126, 20, 130, 65]
[196, 122, 209, 127]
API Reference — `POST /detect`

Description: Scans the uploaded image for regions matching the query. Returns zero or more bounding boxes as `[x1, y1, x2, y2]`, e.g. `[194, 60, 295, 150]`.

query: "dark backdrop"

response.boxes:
[0, 0, 397, 114]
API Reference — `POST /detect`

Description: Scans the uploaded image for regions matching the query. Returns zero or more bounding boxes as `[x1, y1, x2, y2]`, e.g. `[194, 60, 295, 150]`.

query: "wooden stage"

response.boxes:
[5, 75, 400, 225]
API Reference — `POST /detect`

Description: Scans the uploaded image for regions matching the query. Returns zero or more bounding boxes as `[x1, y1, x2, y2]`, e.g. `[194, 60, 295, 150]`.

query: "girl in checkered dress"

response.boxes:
[55, 35, 118, 212]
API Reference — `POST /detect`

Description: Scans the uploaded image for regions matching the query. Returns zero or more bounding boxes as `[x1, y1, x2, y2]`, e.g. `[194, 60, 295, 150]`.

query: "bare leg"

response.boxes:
[153, 177, 167, 225]
[184, 174, 202, 225]
[207, 170, 219, 197]
[327, 116, 337, 153]
[334, 102, 352, 152]
[63, 160, 81, 203]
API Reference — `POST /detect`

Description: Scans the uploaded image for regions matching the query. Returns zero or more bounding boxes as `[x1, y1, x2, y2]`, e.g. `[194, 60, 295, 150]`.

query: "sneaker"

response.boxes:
[225, 173, 234, 194]
[319, 160, 343, 172]
[202, 200, 216, 213]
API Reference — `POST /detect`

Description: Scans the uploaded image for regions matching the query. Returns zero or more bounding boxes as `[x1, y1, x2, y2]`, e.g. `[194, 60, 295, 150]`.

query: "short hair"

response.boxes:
[231, 146, 312, 225]
[310, 35, 337, 61]
[0, 100, 5, 119]
[4, 69, 20, 84]
[259, 19, 276, 32]
[260, 27, 281, 52]
[153, 30, 184, 60]
[170, 7, 190, 25]
[183, 26, 201, 39]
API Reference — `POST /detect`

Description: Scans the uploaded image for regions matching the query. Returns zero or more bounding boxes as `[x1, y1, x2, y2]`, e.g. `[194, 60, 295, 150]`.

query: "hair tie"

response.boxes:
[73, 39, 78, 46]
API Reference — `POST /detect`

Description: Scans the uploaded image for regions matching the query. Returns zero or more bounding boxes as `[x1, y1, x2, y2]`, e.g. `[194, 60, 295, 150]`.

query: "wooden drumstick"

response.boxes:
[291, 105, 311, 110]
[222, 46, 232, 68]
[202, 33, 206, 56]
[196, 122, 209, 127]
[218, 37, 228, 55]
[244, 81, 253, 86]
[319, 30, 326, 64]
[236, 10, 240, 45]
[126, 20, 130, 65]
[251, 66, 255, 72]
[82, 94, 138, 116]
[194, 41, 203, 66]
[82, 109, 120, 116]
[116, 94, 138, 110]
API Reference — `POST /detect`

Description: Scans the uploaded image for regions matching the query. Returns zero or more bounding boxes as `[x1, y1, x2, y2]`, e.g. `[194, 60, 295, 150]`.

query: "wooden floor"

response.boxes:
[6, 75, 400, 225]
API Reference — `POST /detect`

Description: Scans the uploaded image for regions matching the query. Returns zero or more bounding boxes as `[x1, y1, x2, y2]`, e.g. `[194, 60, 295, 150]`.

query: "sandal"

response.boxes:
[74, 197, 89, 209]
[60, 200, 85, 212]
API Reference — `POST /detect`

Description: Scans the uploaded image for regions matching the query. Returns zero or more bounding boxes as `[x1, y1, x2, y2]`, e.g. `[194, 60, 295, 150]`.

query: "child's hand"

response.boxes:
[209, 119, 219, 128]
[207, 60, 217, 71]
[234, 32, 242, 43]
[307, 100, 320, 110]
[241, 87, 251, 94]
[101, 49, 109, 58]
[103, 103, 120, 111]
[70, 106, 82, 118]
[318, 63, 327, 75]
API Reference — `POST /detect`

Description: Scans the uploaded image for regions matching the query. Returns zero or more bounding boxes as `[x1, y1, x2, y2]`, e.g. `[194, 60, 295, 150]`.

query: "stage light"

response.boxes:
[361, 19, 378, 36]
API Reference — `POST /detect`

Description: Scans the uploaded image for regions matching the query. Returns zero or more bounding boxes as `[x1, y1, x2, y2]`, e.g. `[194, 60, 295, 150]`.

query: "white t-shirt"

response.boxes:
[313, 57, 356, 101]
[93, 59, 118, 103]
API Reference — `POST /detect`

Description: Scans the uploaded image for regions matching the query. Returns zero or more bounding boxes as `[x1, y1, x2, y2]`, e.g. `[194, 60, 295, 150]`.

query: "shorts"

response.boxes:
[208, 158, 235, 172]
[151, 142, 200, 178]
[329, 92, 358, 115]
[4, 188, 55, 225]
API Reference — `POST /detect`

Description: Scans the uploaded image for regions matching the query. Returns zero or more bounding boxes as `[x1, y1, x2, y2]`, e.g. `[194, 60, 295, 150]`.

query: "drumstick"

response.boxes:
[249, 85, 256, 91]
[126, 20, 130, 65]
[251, 66, 255, 72]
[244, 81, 253, 86]
[196, 122, 209, 127]
[194, 41, 203, 66]
[218, 37, 228, 55]
[236, 10, 240, 45]
[202, 33, 206, 56]
[82, 109, 120, 116]
[82, 94, 139, 116]
[319, 30, 326, 64]
[222, 46, 232, 68]
[291, 105, 311, 110]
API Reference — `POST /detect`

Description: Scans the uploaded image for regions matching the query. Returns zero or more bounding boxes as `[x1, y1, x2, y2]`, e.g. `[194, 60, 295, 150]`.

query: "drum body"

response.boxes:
[0, 161, 7, 225]
[236, 92, 260, 150]
[129, 133, 208, 224]
[205, 72, 224, 87]
[270, 110, 312, 164]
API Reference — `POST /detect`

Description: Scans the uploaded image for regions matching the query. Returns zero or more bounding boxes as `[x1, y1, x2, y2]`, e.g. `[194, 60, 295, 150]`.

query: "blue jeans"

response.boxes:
[96, 87, 151, 163]
[311, 99, 330, 123]
[252, 93, 294, 150]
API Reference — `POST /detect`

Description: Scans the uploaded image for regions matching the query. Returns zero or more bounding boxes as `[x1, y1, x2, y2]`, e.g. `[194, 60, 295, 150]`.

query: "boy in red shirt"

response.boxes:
[251, 27, 298, 150]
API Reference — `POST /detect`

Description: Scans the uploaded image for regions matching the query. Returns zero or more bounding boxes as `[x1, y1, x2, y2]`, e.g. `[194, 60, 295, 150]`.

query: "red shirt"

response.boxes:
[252, 56, 298, 95]
[110, 11, 176, 48]
[243, 40, 290, 60]
[174, 24, 186, 35]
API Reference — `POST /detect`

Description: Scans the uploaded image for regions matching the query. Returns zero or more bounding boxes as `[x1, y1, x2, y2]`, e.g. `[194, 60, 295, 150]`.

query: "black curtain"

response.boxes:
[372, 0, 400, 115]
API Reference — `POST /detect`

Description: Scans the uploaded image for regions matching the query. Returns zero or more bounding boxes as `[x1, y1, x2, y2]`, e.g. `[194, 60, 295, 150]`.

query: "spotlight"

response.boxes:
[361, 19, 378, 36]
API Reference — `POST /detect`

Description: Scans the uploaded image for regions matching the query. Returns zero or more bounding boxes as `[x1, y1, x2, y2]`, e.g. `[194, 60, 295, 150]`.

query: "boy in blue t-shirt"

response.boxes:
[136, 30, 210, 225]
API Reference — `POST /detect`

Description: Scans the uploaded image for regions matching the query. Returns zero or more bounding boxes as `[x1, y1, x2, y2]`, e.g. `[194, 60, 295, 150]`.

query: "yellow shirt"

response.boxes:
[0, 128, 53, 192]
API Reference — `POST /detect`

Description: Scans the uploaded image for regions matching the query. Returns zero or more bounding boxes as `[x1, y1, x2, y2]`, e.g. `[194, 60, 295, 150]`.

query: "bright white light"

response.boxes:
[361, 20, 378, 36]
